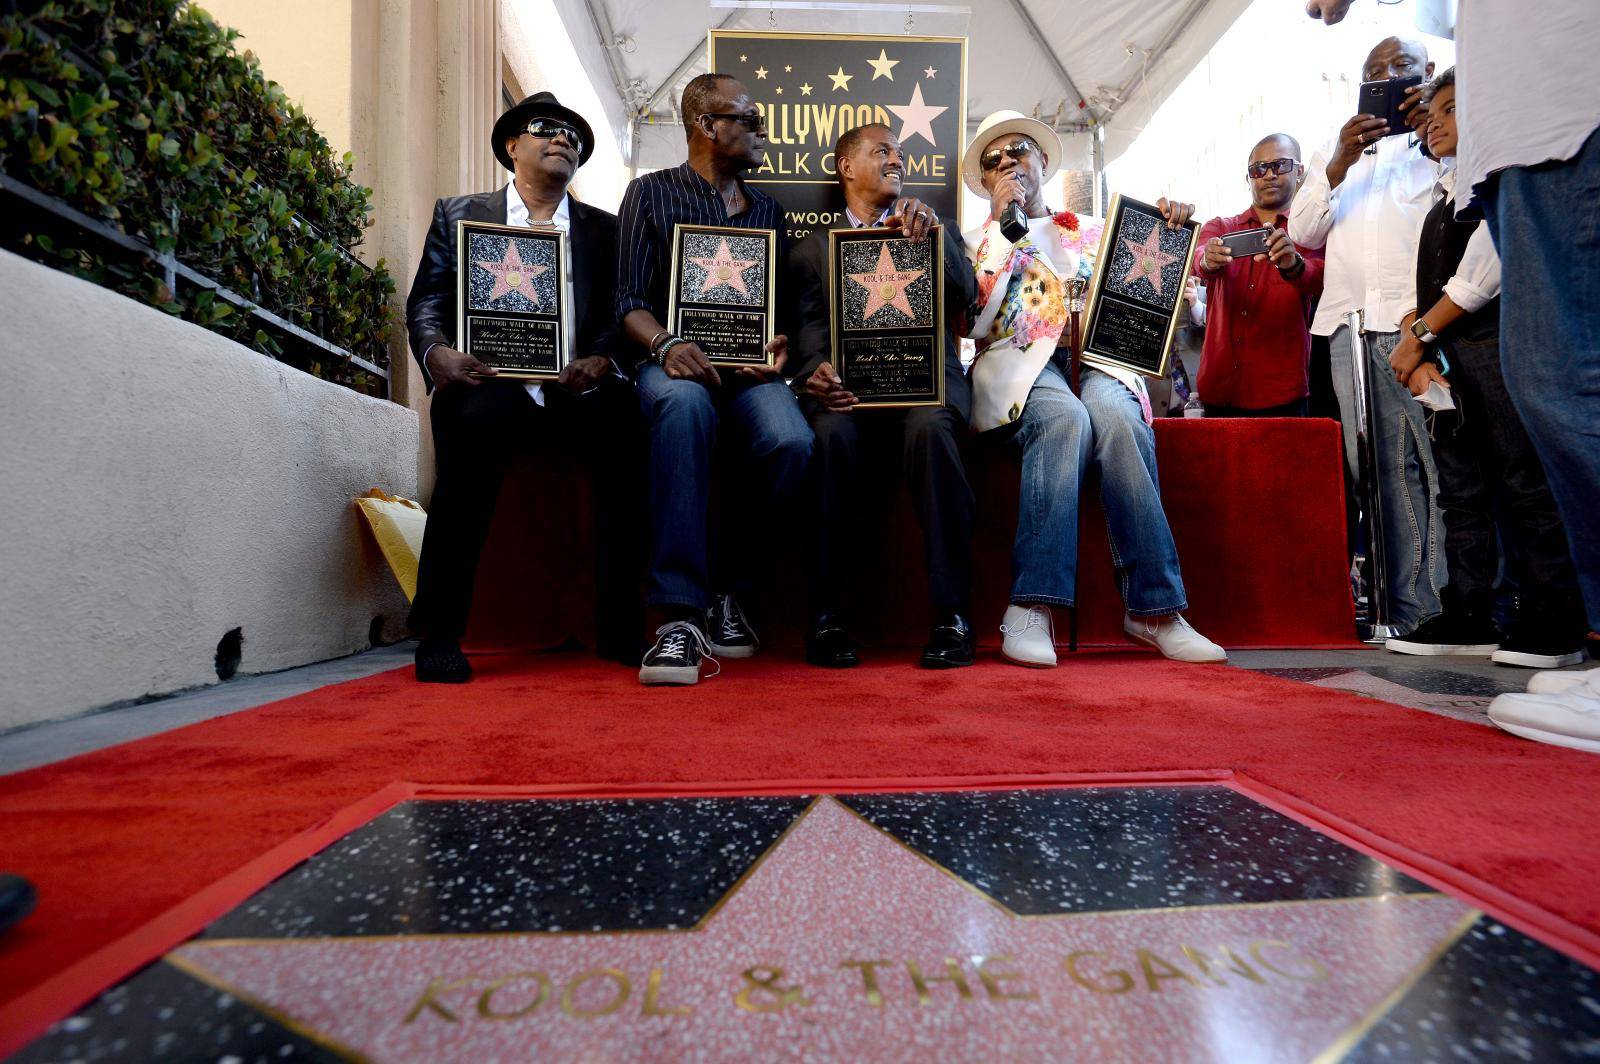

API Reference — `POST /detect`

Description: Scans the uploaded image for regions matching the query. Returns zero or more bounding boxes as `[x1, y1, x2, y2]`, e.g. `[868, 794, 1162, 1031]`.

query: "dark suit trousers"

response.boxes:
[1432, 334, 1578, 615]
[805, 401, 975, 617]
[408, 377, 645, 650]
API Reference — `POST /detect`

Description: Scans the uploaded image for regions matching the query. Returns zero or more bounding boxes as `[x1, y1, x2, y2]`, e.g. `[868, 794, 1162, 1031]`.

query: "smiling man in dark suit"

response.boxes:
[404, 92, 643, 683]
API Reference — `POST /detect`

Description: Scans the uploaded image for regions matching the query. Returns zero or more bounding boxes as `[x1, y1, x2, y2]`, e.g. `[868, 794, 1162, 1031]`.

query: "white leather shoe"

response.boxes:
[1001, 605, 1057, 668]
[1526, 669, 1600, 695]
[1124, 613, 1227, 663]
[1488, 687, 1600, 753]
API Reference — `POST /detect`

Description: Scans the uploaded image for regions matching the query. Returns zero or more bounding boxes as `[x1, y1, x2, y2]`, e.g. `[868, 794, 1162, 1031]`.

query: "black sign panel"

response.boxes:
[1081, 194, 1200, 380]
[455, 220, 571, 379]
[708, 30, 967, 243]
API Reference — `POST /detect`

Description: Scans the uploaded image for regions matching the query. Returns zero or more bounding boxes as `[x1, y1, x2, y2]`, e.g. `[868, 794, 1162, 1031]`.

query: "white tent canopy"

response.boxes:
[551, 0, 1253, 183]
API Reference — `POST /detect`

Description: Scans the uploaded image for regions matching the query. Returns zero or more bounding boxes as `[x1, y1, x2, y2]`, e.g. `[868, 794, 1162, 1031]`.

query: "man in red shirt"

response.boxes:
[1192, 134, 1326, 417]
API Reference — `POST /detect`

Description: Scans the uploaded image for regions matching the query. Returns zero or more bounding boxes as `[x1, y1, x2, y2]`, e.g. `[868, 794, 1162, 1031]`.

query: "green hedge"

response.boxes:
[0, 0, 394, 393]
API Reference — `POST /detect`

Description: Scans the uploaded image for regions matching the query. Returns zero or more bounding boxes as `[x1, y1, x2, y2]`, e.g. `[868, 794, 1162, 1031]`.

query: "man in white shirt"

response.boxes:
[1289, 36, 1445, 639]
[1305, 1, 1600, 751]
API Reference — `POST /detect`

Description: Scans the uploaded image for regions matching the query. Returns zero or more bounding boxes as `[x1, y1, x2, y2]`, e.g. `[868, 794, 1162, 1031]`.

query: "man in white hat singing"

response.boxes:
[960, 109, 1226, 669]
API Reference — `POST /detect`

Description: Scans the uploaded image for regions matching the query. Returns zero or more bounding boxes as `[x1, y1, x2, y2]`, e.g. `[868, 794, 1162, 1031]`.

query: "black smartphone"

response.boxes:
[1357, 74, 1423, 137]
[1219, 226, 1272, 258]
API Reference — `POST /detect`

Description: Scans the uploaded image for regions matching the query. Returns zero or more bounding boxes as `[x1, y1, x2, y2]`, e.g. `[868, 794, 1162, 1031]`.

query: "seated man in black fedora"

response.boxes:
[789, 123, 979, 668]
[404, 91, 644, 682]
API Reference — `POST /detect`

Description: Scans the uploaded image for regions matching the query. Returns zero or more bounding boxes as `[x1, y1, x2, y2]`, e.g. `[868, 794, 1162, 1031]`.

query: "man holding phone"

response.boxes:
[1192, 134, 1325, 418]
[1289, 36, 1444, 640]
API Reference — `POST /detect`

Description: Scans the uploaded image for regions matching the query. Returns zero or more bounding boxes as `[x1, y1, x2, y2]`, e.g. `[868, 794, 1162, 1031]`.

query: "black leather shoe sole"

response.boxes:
[919, 645, 975, 669]
[415, 652, 472, 684]
[806, 645, 861, 668]
[0, 874, 37, 936]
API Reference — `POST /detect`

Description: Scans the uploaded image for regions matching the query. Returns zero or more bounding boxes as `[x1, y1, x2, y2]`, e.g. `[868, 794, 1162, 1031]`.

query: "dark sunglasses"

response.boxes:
[979, 139, 1038, 171]
[524, 119, 584, 155]
[1246, 157, 1299, 179]
[702, 112, 767, 134]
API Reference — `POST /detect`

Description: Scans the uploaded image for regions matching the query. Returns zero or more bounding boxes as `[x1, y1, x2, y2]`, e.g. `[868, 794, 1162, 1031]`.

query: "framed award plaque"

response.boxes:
[667, 223, 778, 367]
[455, 220, 572, 380]
[1079, 194, 1201, 380]
[828, 226, 944, 408]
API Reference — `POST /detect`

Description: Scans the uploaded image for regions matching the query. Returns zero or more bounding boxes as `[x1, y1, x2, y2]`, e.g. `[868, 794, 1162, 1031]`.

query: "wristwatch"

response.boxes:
[1410, 318, 1437, 343]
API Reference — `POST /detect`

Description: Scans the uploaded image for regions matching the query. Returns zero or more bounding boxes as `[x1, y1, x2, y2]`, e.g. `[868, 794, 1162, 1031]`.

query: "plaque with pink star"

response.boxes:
[829, 226, 944, 407]
[1080, 194, 1201, 379]
[668, 223, 777, 367]
[456, 220, 571, 379]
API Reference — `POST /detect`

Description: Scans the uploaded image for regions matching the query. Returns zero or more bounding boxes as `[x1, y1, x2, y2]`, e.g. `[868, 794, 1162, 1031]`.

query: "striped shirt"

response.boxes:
[614, 161, 785, 371]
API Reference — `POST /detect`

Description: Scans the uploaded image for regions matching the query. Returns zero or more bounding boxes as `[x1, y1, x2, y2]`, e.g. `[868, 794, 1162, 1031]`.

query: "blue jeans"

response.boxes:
[1483, 126, 1600, 631]
[1329, 325, 1445, 633]
[1009, 361, 1187, 616]
[636, 365, 813, 610]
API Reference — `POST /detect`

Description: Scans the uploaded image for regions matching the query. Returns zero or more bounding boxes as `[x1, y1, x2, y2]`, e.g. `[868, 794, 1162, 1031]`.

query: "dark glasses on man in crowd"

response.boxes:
[979, 138, 1039, 171]
[702, 112, 768, 134]
[1246, 157, 1299, 179]
[524, 119, 584, 155]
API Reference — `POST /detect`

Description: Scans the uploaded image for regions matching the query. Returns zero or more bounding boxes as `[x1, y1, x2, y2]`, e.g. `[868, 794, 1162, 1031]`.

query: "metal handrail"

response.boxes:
[1, 175, 388, 381]
[1348, 310, 1395, 642]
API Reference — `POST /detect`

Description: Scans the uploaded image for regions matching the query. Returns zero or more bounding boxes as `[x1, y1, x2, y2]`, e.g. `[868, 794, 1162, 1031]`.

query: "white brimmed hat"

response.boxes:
[960, 110, 1063, 198]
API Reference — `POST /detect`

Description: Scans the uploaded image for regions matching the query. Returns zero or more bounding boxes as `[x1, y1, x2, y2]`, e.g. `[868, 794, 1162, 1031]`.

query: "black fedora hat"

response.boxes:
[491, 91, 595, 172]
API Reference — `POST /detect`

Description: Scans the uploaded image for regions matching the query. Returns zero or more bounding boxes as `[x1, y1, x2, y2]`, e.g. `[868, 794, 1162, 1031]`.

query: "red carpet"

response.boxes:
[5, 650, 1600, 1049]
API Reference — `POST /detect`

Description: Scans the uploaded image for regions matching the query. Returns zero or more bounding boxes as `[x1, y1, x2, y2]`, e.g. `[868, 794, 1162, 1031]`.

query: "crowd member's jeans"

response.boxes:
[636, 365, 813, 612]
[410, 377, 644, 651]
[1007, 360, 1187, 615]
[1329, 325, 1445, 634]
[1483, 126, 1600, 633]
[1432, 334, 1579, 618]
[1204, 397, 1310, 418]
[806, 402, 974, 617]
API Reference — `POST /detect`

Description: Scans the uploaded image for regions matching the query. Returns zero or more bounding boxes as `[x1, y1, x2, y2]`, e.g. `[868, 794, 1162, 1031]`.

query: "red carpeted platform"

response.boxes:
[4, 650, 1600, 1052]
[465, 417, 1357, 651]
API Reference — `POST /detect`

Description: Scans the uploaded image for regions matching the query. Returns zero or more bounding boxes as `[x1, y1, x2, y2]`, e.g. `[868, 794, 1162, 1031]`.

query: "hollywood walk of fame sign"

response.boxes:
[455, 220, 572, 380]
[668, 223, 778, 367]
[708, 31, 967, 243]
[829, 225, 943, 407]
[1080, 194, 1201, 380]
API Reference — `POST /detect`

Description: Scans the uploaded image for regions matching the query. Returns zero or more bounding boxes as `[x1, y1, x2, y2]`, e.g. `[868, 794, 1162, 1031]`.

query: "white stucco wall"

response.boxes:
[0, 251, 420, 731]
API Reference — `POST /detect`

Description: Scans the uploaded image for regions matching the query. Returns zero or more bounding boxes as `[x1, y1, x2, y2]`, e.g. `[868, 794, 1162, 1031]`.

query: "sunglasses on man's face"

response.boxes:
[980, 139, 1038, 171]
[1246, 157, 1299, 179]
[524, 119, 584, 155]
[702, 112, 768, 135]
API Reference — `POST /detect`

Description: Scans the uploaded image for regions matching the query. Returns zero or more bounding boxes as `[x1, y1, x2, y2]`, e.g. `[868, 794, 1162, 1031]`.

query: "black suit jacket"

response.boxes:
[405, 186, 621, 391]
[787, 222, 977, 420]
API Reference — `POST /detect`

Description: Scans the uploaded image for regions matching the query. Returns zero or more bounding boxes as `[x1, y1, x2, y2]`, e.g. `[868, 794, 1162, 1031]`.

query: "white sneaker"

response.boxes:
[1124, 613, 1227, 663]
[1001, 605, 1056, 667]
[1526, 669, 1600, 695]
[1488, 687, 1600, 754]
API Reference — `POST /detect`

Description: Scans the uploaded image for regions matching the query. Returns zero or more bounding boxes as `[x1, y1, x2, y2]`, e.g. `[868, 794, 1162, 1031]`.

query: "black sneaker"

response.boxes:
[639, 620, 718, 686]
[1385, 613, 1501, 657]
[706, 594, 759, 658]
[1492, 608, 1588, 670]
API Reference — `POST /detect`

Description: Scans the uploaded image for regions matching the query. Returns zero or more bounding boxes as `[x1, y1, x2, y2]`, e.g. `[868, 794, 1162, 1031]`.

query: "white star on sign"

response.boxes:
[828, 66, 853, 91]
[924, 65, 937, 78]
[800, 82, 813, 96]
[867, 48, 898, 80]
[754, 66, 768, 79]
[887, 82, 948, 147]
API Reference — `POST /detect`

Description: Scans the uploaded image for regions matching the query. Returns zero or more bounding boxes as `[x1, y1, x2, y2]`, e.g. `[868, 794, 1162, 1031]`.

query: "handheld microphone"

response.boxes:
[1000, 200, 1028, 242]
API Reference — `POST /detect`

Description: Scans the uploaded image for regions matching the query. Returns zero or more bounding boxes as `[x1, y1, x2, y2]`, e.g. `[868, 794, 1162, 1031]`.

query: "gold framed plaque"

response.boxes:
[1080, 194, 1201, 380]
[455, 220, 572, 380]
[667, 222, 778, 367]
[828, 225, 945, 408]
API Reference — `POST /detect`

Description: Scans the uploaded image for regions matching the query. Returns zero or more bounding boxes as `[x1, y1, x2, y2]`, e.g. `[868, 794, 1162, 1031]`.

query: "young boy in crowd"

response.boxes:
[1386, 69, 1587, 668]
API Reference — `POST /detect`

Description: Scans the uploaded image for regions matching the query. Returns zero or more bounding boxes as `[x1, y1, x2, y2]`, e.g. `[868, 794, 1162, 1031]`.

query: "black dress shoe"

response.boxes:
[806, 614, 860, 668]
[415, 637, 472, 683]
[0, 874, 37, 936]
[920, 612, 975, 668]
